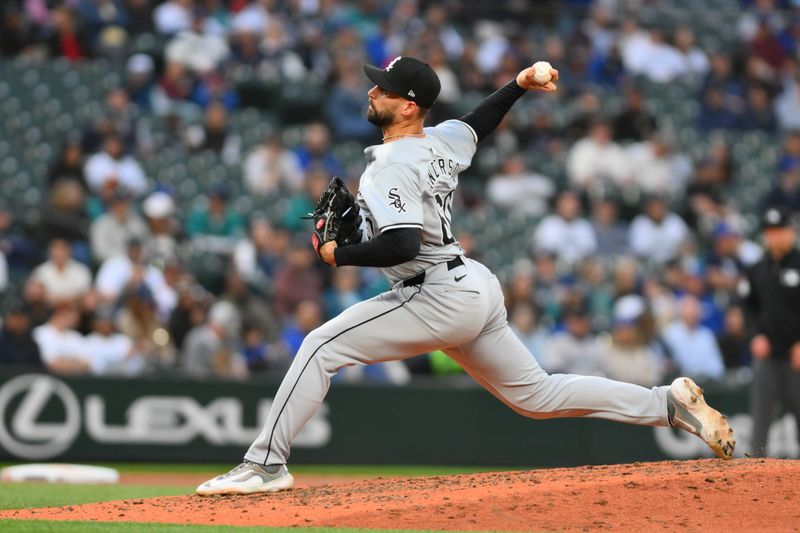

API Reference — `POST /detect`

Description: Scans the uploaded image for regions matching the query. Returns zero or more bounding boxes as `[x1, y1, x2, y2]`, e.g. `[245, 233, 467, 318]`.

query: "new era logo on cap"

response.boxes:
[363, 56, 441, 109]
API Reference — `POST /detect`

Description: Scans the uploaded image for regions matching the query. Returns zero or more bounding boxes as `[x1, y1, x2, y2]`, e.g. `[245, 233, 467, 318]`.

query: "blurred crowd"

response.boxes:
[0, 0, 798, 386]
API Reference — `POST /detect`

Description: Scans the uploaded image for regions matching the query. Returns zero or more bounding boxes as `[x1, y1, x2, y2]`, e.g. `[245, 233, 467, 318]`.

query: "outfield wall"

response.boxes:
[0, 371, 796, 464]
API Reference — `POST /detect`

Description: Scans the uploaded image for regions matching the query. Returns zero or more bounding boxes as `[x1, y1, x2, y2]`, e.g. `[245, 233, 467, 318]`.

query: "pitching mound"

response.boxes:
[3, 459, 799, 531]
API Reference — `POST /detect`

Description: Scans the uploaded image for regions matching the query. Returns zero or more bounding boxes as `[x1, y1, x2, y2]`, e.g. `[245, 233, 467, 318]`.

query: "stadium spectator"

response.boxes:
[629, 195, 689, 265]
[324, 267, 364, 319]
[22, 279, 50, 328]
[590, 195, 629, 257]
[48, 138, 87, 190]
[487, 156, 555, 217]
[272, 241, 324, 319]
[775, 75, 800, 131]
[141, 191, 179, 266]
[662, 295, 726, 381]
[710, 222, 763, 269]
[41, 180, 92, 264]
[95, 237, 175, 318]
[749, 17, 786, 72]
[47, 5, 91, 61]
[534, 190, 597, 264]
[182, 300, 247, 379]
[90, 189, 150, 262]
[220, 270, 281, 342]
[116, 283, 176, 368]
[509, 303, 549, 362]
[567, 120, 630, 190]
[612, 86, 658, 143]
[282, 299, 325, 358]
[234, 216, 287, 288]
[84, 135, 148, 197]
[626, 133, 692, 196]
[673, 26, 710, 83]
[165, 7, 229, 74]
[84, 304, 141, 376]
[0, 301, 42, 368]
[716, 305, 751, 369]
[0, 204, 38, 273]
[184, 102, 241, 164]
[186, 186, 246, 254]
[739, 85, 778, 132]
[293, 122, 345, 176]
[564, 91, 602, 142]
[157, 60, 195, 105]
[598, 295, 663, 387]
[625, 27, 685, 83]
[32, 303, 93, 375]
[541, 307, 603, 376]
[153, 0, 193, 35]
[763, 162, 800, 212]
[31, 239, 92, 305]
[124, 53, 160, 112]
[698, 86, 742, 131]
[243, 135, 304, 196]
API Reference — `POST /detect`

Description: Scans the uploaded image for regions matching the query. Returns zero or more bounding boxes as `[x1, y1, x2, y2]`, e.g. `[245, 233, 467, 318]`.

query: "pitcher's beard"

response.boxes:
[367, 105, 394, 127]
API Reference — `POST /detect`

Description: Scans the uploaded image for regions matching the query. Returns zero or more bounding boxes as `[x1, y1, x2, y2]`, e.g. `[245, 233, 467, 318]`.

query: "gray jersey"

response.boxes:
[356, 119, 479, 283]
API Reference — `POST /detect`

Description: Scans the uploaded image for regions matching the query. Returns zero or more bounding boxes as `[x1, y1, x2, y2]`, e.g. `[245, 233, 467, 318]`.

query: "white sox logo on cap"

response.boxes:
[385, 57, 401, 71]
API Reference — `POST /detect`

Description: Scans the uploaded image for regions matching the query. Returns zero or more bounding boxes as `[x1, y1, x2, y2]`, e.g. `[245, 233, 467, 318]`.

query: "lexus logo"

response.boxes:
[0, 374, 81, 459]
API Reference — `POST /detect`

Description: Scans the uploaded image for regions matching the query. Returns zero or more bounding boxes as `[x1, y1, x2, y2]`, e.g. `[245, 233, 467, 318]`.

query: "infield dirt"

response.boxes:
[2, 458, 798, 531]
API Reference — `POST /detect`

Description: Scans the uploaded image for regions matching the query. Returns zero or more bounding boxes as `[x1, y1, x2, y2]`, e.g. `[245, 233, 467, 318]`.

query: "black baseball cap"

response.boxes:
[762, 205, 793, 229]
[363, 56, 441, 109]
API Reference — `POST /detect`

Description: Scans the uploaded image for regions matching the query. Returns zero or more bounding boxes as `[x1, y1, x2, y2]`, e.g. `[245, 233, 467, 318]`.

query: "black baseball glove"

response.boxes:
[304, 177, 362, 258]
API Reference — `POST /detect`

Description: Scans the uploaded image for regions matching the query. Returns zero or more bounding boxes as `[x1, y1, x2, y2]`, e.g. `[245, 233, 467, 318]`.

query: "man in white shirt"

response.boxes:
[165, 9, 230, 74]
[662, 296, 726, 381]
[487, 155, 555, 216]
[153, 0, 193, 35]
[90, 190, 150, 263]
[534, 190, 597, 264]
[95, 238, 176, 320]
[84, 135, 148, 196]
[629, 195, 689, 265]
[566, 120, 630, 189]
[626, 133, 693, 196]
[84, 305, 141, 376]
[32, 304, 92, 375]
[31, 239, 92, 304]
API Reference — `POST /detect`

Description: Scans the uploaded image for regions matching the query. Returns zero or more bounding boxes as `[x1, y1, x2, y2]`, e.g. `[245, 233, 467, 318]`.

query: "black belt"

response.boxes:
[402, 256, 464, 287]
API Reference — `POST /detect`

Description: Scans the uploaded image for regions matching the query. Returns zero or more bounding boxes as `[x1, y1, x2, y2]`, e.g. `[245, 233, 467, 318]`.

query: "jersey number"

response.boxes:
[435, 192, 455, 245]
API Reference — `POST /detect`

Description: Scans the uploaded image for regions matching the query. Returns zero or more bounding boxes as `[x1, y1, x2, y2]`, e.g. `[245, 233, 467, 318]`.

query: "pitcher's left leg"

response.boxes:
[447, 323, 670, 426]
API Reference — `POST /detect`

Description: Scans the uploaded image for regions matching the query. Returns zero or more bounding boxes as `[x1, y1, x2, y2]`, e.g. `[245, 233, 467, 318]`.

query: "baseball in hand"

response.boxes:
[532, 61, 553, 84]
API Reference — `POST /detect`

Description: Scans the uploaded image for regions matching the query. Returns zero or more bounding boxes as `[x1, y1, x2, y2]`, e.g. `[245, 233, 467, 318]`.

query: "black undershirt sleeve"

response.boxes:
[459, 79, 527, 143]
[333, 227, 422, 268]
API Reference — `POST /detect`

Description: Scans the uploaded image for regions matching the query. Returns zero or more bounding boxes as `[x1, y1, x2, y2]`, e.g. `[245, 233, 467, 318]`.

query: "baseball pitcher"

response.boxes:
[197, 57, 734, 495]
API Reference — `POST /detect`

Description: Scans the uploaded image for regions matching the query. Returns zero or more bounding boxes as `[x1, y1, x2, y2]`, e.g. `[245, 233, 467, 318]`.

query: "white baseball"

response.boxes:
[532, 61, 552, 84]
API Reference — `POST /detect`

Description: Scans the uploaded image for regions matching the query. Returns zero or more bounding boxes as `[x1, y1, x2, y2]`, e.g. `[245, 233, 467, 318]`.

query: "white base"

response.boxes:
[0, 463, 120, 484]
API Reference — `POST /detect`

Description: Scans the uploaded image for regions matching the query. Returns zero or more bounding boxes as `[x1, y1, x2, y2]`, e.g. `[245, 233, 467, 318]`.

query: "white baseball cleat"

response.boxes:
[667, 377, 735, 460]
[196, 462, 294, 495]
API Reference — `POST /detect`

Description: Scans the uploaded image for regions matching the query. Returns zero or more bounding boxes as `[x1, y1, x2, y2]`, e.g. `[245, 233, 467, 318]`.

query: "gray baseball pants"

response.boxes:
[245, 258, 669, 465]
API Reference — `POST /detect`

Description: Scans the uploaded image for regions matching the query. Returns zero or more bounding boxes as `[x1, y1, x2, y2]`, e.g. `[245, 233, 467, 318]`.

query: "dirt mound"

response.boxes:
[3, 459, 799, 531]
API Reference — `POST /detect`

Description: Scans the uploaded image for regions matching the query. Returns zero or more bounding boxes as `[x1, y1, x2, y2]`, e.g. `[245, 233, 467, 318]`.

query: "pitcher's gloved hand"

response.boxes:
[304, 177, 362, 259]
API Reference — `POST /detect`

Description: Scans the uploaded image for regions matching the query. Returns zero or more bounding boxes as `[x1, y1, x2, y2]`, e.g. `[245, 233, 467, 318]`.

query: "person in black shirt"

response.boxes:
[0, 302, 43, 368]
[739, 206, 800, 456]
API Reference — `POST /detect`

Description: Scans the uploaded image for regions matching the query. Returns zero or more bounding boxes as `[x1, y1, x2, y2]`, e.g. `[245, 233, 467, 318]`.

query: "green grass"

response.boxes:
[0, 522, 478, 533]
[0, 483, 193, 511]
[0, 462, 516, 476]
